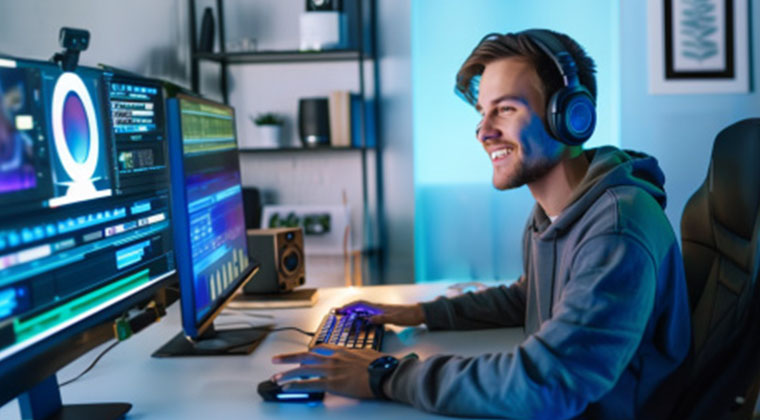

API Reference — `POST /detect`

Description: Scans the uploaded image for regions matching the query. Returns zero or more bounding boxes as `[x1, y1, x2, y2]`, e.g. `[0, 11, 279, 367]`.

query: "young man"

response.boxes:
[272, 29, 691, 419]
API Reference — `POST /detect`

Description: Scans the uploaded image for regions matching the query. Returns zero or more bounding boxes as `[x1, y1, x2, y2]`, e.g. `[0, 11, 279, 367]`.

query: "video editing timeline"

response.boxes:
[178, 96, 250, 323]
[0, 58, 175, 356]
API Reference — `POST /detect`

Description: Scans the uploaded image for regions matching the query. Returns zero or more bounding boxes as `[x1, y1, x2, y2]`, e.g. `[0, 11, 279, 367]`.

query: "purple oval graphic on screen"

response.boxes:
[62, 92, 90, 163]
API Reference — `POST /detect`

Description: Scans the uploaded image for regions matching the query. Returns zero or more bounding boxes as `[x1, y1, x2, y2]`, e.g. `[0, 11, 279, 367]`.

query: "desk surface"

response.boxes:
[0, 281, 522, 420]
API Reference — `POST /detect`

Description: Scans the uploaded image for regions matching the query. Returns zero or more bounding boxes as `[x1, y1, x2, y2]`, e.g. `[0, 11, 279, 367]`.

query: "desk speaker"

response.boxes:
[244, 228, 305, 294]
[298, 98, 330, 147]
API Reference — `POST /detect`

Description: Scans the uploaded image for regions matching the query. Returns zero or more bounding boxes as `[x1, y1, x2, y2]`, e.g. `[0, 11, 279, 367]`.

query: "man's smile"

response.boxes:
[487, 144, 517, 163]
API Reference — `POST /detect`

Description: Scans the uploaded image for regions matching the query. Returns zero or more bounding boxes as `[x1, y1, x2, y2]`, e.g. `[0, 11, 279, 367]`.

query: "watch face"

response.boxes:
[370, 356, 399, 372]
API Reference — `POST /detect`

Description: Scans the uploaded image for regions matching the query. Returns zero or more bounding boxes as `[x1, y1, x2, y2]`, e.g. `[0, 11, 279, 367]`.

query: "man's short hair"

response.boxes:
[455, 30, 597, 109]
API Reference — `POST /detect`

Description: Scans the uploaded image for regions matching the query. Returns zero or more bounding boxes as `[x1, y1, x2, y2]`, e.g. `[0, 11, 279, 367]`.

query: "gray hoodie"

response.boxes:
[386, 146, 691, 419]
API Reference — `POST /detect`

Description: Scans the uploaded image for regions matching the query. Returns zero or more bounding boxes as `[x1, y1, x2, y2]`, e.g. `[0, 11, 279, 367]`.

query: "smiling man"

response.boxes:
[272, 29, 691, 419]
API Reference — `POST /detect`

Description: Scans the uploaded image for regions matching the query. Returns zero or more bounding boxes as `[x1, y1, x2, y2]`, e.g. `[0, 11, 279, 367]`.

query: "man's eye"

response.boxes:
[499, 105, 516, 113]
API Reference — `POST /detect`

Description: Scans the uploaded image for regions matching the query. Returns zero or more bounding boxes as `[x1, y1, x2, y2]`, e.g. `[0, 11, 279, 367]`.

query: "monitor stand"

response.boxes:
[152, 324, 270, 357]
[19, 375, 130, 420]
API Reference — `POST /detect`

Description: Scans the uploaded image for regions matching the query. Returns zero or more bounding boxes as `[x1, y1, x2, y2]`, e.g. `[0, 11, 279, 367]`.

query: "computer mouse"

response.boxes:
[257, 379, 325, 403]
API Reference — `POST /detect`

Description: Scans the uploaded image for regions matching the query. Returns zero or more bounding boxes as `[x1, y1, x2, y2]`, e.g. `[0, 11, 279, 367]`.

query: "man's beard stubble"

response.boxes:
[496, 155, 559, 190]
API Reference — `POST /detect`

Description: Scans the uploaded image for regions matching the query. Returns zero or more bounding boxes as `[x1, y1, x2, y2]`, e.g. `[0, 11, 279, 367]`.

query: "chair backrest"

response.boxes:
[674, 118, 760, 420]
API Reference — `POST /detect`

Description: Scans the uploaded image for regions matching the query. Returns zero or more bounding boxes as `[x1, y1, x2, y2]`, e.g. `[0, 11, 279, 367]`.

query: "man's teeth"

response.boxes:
[491, 148, 513, 160]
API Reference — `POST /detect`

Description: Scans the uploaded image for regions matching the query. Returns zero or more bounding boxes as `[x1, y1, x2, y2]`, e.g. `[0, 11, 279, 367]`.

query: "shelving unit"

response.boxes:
[187, 0, 384, 284]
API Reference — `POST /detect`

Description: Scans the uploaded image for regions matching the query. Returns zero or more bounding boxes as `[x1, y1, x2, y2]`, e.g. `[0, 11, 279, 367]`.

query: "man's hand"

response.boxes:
[271, 344, 386, 399]
[337, 300, 425, 326]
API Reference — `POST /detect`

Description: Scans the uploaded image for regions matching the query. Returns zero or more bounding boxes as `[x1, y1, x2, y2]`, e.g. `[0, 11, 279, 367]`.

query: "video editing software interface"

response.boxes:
[174, 95, 251, 329]
[0, 58, 175, 359]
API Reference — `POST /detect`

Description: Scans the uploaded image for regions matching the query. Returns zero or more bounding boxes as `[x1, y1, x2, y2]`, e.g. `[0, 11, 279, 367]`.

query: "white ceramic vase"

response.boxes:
[256, 125, 281, 148]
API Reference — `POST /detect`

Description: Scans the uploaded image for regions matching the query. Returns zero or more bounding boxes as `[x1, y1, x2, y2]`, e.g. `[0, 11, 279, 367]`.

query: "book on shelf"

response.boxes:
[328, 90, 350, 147]
[328, 90, 375, 148]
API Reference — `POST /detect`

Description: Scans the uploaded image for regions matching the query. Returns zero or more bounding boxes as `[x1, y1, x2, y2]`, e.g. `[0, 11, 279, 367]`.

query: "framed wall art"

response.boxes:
[647, 0, 750, 94]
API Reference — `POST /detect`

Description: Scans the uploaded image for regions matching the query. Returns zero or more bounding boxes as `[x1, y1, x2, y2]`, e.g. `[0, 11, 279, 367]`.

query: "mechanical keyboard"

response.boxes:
[308, 308, 385, 350]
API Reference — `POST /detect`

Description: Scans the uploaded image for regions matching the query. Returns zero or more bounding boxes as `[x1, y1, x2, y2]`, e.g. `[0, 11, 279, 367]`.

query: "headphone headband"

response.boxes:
[519, 29, 596, 145]
[519, 29, 581, 90]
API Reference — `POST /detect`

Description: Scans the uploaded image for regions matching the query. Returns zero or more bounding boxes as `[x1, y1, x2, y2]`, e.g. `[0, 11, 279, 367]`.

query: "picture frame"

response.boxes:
[261, 204, 354, 255]
[647, 0, 749, 94]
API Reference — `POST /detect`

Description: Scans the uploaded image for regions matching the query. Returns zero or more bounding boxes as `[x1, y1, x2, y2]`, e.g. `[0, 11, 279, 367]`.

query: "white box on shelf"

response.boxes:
[260, 204, 355, 255]
[299, 12, 347, 51]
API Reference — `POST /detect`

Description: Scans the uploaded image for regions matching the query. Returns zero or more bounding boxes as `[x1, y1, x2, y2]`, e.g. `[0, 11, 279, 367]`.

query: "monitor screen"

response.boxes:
[0, 58, 176, 406]
[167, 94, 254, 340]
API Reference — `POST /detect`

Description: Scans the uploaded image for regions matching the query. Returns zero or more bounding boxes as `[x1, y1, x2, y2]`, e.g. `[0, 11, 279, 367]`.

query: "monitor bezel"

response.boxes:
[167, 93, 257, 340]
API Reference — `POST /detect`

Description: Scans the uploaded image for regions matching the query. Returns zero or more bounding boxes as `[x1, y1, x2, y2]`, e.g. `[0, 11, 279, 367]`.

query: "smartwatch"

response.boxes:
[368, 355, 399, 400]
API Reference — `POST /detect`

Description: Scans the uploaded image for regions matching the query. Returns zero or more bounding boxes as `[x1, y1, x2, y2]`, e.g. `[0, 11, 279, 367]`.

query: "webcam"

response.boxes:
[59, 27, 90, 51]
[52, 27, 90, 72]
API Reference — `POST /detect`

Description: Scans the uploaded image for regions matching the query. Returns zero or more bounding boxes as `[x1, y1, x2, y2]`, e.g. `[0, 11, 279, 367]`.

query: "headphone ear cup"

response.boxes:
[547, 87, 596, 146]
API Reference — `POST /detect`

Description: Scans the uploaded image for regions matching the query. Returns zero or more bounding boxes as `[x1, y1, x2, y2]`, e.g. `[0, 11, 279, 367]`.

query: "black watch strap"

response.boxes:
[368, 356, 399, 400]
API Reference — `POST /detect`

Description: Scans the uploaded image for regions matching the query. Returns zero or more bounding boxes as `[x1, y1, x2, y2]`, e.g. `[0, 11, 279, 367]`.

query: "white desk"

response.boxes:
[0, 281, 522, 420]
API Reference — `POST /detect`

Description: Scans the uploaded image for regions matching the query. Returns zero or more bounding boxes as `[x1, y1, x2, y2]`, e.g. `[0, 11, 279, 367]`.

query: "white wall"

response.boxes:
[0, 0, 189, 86]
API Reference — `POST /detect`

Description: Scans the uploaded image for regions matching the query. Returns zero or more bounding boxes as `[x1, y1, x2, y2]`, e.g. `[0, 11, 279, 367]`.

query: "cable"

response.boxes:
[62, 307, 312, 387]
[270, 327, 315, 337]
[61, 300, 164, 387]
[59, 340, 119, 387]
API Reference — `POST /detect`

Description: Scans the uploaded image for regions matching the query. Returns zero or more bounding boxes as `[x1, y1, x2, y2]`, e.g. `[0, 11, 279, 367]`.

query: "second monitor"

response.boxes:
[154, 93, 267, 357]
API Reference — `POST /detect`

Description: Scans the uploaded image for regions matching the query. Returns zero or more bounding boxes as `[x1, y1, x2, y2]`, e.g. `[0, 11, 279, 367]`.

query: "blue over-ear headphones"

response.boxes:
[519, 29, 596, 146]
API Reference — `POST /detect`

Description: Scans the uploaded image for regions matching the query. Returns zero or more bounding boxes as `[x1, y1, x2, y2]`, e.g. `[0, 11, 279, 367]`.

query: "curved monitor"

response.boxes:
[0, 56, 176, 414]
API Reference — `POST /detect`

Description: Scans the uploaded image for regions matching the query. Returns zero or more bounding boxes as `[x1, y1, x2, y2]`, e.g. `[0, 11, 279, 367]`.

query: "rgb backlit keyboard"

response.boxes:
[308, 308, 385, 350]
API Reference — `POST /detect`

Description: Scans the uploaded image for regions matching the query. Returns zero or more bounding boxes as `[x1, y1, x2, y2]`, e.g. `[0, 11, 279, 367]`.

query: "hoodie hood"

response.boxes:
[534, 146, 667, 236]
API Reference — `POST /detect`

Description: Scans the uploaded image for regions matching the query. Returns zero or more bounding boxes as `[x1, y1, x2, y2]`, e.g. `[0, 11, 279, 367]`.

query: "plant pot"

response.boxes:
[256, 125, 282, 148]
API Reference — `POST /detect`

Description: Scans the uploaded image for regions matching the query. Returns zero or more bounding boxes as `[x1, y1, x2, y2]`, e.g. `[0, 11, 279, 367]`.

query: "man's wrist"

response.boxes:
[377, 352, 419, 401]
[413, 303, 426, 325]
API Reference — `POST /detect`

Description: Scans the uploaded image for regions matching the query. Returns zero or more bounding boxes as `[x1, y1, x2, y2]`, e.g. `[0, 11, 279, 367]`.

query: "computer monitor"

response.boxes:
[0, 57, 176, 419]
[154, 93, 265, 357]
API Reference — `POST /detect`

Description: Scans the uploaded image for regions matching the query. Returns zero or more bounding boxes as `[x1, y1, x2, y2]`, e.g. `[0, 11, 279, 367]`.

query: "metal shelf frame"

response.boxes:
[187, 0, 386, 283]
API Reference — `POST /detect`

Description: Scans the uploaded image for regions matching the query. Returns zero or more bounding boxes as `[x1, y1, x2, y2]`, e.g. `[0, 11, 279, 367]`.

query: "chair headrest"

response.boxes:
[709, 118, 760, 240]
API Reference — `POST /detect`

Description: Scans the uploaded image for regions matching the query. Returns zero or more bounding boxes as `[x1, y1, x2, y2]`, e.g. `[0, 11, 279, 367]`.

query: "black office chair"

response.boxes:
[669, 118, 760, 420]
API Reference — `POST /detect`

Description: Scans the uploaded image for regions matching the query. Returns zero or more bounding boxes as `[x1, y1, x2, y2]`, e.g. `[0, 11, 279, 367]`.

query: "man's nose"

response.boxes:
[478, 122, 500, 143]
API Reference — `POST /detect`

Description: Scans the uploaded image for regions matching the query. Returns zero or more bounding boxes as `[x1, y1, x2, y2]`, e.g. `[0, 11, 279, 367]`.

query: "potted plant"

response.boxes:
[250, 113, 284, 148]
